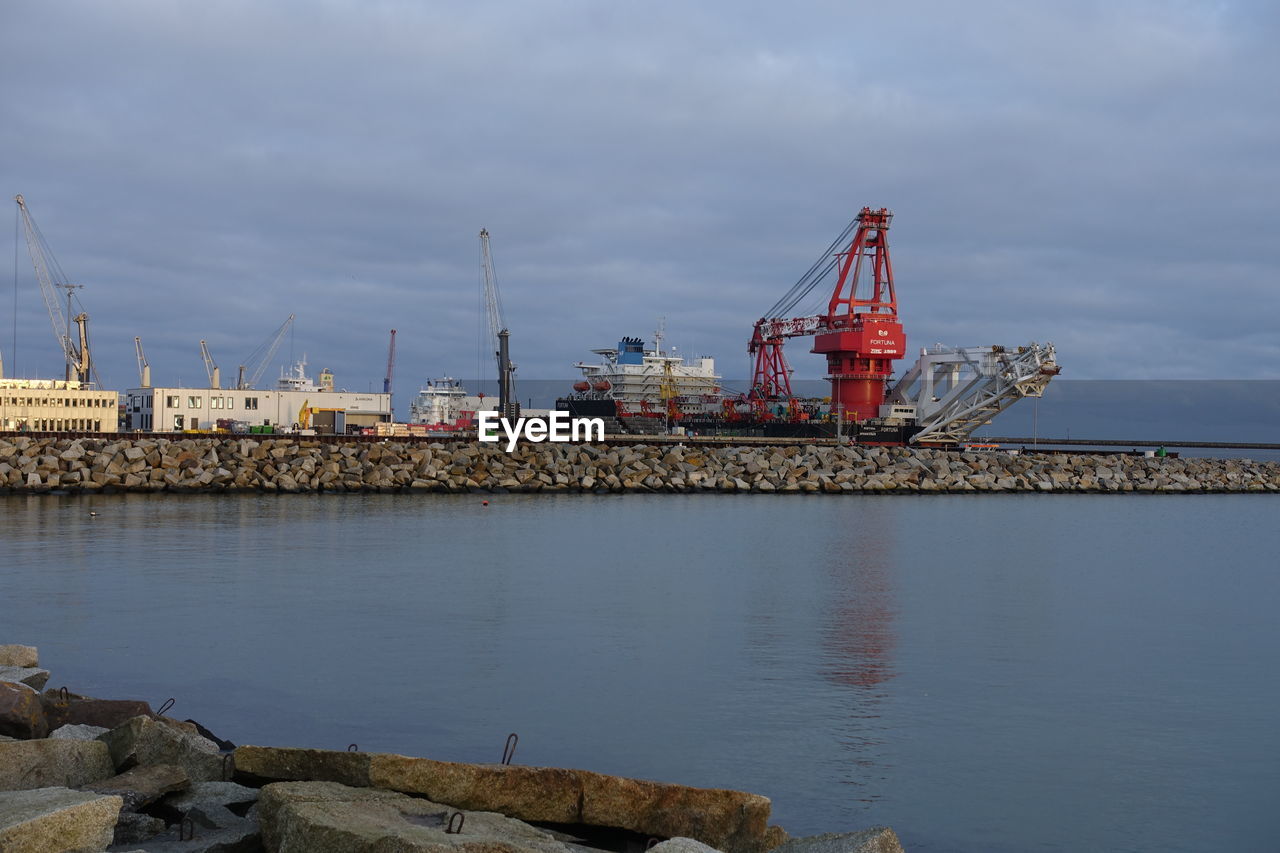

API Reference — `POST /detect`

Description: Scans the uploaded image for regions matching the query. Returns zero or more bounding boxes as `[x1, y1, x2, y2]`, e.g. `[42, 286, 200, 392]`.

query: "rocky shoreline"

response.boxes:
[2, 435, 1278, 495]
[1, 643, 905, 853]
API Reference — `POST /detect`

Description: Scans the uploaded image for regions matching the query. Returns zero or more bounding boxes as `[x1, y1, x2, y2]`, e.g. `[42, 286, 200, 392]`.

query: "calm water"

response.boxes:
[3, 492, 1277, 852]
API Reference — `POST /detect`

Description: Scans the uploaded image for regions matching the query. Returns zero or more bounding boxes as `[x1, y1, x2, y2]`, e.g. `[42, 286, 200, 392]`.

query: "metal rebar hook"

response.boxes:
[157, 697, 176, 716]
[446, 812, 465, 834]
[501, 732, 518, 765]
[347, 743, 359, 752]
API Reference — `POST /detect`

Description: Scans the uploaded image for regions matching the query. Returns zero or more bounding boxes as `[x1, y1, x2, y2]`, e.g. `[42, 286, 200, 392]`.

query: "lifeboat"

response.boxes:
[592, 380, 612, 392]
[572, 381, 591, 392]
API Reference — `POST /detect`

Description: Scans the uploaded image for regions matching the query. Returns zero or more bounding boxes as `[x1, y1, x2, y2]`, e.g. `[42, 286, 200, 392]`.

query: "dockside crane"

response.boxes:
[135, 337, 151, 387]
[14, 194, 101, 387]
[236, 314, 294, 389]
[748, 207, 904, 422]
[480, 228, 518, 420]
[383, 329, 396, 395]
[199, 340, 221, 389]
[749, 206, 1059, 443]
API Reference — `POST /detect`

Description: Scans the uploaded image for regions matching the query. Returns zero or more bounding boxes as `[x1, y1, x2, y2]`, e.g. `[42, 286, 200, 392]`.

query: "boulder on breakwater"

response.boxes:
[1, 642, 907, 852]
[2, 435, 1276, 495]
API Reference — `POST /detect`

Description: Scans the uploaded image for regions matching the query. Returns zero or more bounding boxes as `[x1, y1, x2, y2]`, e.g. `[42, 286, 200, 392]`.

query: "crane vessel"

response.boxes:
[558, 206, 1060, 444]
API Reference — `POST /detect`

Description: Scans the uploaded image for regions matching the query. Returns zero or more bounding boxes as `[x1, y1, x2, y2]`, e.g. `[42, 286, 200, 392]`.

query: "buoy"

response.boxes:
[482, 500, 489, 506]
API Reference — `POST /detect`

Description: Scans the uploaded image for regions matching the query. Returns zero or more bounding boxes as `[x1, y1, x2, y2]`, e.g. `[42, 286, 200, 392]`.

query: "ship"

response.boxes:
[557, 330, 722, 423]
[408, 378, 483, 433]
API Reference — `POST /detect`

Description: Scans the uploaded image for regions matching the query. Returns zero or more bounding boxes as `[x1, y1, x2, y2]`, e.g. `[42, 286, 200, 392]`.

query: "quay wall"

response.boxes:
[2, 435, 1278, 494]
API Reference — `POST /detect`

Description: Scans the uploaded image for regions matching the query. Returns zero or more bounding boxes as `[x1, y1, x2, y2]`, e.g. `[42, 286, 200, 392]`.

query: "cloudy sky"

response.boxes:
[2, 0, 1276, 407]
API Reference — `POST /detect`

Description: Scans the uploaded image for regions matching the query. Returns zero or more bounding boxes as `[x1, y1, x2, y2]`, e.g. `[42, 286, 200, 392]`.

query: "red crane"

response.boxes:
[748, 207, 906, 422]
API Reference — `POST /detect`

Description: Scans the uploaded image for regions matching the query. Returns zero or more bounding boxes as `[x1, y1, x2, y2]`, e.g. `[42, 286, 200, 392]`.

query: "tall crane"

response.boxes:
[14, 194, 100, 387]
[383, 329, 396, 395]
[480, 228, 517, 420]
[135, 337, 151, 387]
[199, 340, 221, 389]
[748, 207, 905, 422]
[236, 314, 294, 389]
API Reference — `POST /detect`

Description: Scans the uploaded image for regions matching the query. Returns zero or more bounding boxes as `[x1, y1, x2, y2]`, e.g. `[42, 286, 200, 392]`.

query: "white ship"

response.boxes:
[408, 378, 483, 431]
[562, 328, 722, 419]
[274, 356, 334, 393]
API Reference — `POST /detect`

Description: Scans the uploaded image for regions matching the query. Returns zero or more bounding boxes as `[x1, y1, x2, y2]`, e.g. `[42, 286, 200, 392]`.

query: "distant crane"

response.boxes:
[135, 337, 151, 388]
[480, 228, 517, 420]
[236, 314, 295, 389]
[384, 329, 396, 395]
[199, 340, 221, 389]
[14, 194, 100, 387]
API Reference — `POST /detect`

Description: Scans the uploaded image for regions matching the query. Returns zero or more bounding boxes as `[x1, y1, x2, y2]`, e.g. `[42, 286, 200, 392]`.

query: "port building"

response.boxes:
[123, 359, 391, 434]
[0, 378, 119, 433]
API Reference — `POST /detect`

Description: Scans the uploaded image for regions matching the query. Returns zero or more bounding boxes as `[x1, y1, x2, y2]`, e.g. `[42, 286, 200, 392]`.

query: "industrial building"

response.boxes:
[124, 359, 391, 434]
[0, 378, 119, 433]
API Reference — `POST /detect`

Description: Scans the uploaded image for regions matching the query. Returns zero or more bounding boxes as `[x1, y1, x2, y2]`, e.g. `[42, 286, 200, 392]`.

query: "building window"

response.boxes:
[173, 415, 184, 430]
[245, 397, 258, 410]
[167, 395, 179, 407]
[211, 397, 222, 410]
[188, 396, 201, 408]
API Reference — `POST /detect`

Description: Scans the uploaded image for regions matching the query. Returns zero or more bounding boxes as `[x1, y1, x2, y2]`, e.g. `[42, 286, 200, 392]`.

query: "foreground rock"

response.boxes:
[101, 716, 224, 782]
[84, 763, 190, 811]
[42, 695, 157, 732]
[0, 645, 39, 668]
[770, 828, 905, 853]
[0, 787, 122, 853]
[258, 780, 569, 853]
[0, 739, 115, 790]
[0, 667, 51, 692]
[0, 682, 48, 740]
[236, 746, 786, 853]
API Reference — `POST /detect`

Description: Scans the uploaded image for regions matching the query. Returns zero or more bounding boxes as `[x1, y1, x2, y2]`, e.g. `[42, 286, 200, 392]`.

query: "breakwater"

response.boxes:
[1, 435, 1278, 494]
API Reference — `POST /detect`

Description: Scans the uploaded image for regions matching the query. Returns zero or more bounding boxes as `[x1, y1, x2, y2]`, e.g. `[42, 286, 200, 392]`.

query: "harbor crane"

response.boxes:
[480, 228, 518, 420]
[199, 340, 221, 389]
[749, 206, 1059, 442]
[236, 314, 294, 389]
[384, 329, 396, 395]
[14, 194, 101, 387]
[748, 207, 904, 421]
[135, 337, 151, 387]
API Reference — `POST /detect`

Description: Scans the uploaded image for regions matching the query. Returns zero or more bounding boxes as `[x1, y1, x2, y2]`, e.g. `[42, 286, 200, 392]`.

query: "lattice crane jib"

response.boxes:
[15, 194, 94, 384]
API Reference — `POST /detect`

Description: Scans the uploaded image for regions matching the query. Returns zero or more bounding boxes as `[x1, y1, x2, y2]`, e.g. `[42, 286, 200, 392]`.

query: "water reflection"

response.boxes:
[818, 501, 899, 801]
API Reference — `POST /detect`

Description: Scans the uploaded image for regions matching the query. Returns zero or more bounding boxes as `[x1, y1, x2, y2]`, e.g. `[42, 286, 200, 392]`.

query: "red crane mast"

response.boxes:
[748, 207, 905, 422]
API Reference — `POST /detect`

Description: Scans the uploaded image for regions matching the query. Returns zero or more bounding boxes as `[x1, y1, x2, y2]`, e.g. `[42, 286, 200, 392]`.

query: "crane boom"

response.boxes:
[199, 340, 220, 389]
[480, 229, 517, 419]
[237, 314, 294, 389]
[383, 329, 396, 395]
[135, 336, 151, 387]
[15, 194, 83, 380]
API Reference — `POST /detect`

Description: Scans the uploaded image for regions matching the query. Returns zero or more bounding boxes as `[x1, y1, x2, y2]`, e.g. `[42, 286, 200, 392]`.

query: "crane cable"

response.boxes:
[763, 215, 857, 319]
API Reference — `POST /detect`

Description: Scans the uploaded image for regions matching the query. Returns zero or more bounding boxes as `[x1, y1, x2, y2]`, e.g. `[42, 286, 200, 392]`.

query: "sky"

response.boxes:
[2, 0, 1277, 411]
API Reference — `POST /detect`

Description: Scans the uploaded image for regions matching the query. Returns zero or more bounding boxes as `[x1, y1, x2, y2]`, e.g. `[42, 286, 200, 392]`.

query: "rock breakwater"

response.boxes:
[1, 435, 1277, 495]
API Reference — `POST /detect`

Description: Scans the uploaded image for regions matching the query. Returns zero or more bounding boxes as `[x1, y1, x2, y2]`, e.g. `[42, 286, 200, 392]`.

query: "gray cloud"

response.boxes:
[2, 0, 1276, 409]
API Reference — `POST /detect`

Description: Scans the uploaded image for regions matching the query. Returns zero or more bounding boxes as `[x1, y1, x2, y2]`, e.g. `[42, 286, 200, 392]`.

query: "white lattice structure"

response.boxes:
[887, 343, 1059, 444]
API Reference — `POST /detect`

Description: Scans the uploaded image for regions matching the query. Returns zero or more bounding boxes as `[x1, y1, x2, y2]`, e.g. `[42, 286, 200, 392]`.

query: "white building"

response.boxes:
[0, 378, 119, 433]
[124, 359, 391, 434]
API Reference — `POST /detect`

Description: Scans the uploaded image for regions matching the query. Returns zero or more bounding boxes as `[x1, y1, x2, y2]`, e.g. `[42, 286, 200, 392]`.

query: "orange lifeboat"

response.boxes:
[572, 381, 590, 392]
[592, 380, 612, 392]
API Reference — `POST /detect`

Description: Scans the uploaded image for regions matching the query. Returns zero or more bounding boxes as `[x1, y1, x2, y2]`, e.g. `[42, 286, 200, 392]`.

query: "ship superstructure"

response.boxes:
[408, 378, 483, 432]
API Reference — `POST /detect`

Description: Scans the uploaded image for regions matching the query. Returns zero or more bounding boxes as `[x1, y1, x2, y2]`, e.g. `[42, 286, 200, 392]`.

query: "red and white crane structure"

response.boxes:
[749, 207, 904, 421]
[748, 206, 1059, 443]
